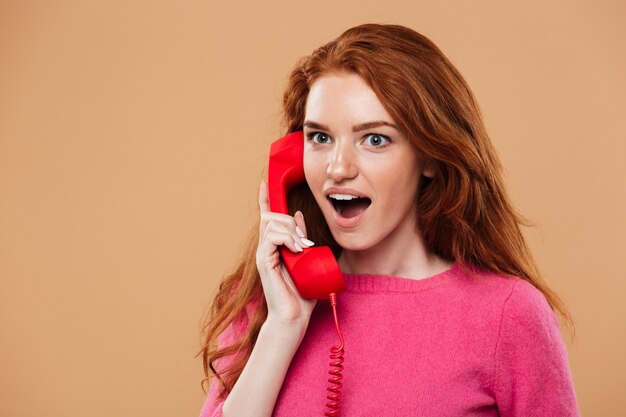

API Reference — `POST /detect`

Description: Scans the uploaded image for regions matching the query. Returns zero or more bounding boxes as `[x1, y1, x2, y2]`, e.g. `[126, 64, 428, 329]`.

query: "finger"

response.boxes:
[259, 212, 283, 238]
[293, 211, 314, 247]
[267, 221, 308, 251]
[261, 231, 303, 259]
[294, 210, 307, 238]
[260, 212, 298, 230]
[259, 212, 313, 247]
[258, 179, 270, 214]
[265, 217, 314, 249]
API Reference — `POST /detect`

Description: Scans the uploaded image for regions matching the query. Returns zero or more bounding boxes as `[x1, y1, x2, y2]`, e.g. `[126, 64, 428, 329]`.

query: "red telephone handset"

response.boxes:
[268, 131, 346, 299]
[268, 131, 346, 416]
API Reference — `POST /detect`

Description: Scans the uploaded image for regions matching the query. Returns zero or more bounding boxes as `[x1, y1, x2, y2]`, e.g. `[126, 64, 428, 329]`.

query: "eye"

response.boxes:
[308, 132, 332, 144]
[364, 134, 390, 148]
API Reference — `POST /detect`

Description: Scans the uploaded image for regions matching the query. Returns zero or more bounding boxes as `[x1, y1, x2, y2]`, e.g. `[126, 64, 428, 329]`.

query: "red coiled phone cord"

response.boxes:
[325, 292, 344, 417]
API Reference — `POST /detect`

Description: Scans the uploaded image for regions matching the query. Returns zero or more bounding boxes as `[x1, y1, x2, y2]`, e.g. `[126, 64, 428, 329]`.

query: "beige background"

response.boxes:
[1, 0, 624, 416]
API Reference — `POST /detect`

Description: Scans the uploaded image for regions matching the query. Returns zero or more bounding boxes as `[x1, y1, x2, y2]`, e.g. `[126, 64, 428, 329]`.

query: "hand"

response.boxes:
[256, 179, 317, 329]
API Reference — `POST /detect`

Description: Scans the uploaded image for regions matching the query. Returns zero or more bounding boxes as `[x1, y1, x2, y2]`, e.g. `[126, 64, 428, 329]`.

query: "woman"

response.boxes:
[198, 23, 581, 417]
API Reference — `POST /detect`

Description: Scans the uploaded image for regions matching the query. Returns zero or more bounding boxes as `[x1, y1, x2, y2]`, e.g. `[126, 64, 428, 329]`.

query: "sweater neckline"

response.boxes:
[341, 261, 461, 293]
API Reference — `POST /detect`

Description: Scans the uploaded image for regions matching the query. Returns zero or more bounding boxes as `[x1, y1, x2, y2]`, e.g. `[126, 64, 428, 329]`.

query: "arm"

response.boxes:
[199, 313, 307, 417]
[221, 320, 307, 417]
[200, 181, 317, 416]
[492, 279, 581, 416]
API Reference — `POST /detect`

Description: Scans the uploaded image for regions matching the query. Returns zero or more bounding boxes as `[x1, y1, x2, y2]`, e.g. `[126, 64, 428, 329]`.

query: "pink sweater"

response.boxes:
[199, 262, 581, 416]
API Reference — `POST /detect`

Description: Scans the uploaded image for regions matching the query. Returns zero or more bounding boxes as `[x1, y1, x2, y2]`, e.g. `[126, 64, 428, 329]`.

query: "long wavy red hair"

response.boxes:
[198, 23, 575, 399]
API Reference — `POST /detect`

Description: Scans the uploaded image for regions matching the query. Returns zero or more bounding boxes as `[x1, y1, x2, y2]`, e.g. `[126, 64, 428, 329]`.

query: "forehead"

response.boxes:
[304, 72, 394, 125]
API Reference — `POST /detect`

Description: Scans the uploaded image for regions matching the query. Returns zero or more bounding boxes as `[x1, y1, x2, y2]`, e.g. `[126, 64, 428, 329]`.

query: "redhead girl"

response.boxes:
[198, 23, 581, 417]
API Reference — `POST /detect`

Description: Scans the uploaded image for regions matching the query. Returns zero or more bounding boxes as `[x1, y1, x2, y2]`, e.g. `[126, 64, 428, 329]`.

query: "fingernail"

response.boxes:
[301, 238, 315, 247]
[294, 242, 303, 252]
[295, 226, 305, 238]
[295, 210, 303, 218]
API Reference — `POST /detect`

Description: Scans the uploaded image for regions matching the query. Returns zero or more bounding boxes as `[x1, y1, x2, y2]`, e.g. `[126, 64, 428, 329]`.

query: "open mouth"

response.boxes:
[327, 195, 372, 218]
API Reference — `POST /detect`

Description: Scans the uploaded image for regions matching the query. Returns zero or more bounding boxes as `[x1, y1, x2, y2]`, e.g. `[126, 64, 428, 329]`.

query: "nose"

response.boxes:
[326, 139, 358, 182]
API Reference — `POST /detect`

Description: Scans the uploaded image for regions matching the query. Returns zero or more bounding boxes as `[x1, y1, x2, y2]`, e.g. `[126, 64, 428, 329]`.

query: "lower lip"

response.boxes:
[330, 201, 369, 229]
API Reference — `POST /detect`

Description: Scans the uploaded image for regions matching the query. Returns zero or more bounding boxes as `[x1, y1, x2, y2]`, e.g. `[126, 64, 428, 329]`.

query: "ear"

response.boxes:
[422, 160, 435, 178]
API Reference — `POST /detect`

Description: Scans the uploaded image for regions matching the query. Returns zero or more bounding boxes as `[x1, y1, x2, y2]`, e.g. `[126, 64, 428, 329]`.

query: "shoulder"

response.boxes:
[452, 264, 558, 330]
[450, 264, 533, 305]
[480, 271, 563, 353]
[507, 277, 551, 306]
[458, 264, 548, 303]
[500, 278, 559, 332]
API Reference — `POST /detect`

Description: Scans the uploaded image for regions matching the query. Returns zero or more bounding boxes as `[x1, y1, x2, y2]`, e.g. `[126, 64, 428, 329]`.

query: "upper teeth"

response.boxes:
[329, 193, 361, 200]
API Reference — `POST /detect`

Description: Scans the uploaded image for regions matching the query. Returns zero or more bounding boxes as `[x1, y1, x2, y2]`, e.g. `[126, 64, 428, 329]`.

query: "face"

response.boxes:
[303, 72, 432, 252]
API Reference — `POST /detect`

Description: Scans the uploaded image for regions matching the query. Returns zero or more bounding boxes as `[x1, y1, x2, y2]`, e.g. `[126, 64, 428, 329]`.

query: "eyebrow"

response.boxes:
[303, 120, 398, 132]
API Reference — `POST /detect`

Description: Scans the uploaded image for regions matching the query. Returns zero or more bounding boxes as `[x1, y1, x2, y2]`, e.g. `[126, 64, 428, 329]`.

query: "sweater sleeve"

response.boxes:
[492, 279, 581, 417]
[198, 298, 260, 417]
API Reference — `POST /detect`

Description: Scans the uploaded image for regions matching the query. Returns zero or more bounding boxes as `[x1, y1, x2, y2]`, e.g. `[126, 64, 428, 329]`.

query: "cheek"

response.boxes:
[303, 153, 324, 191]
[374, 160, 421, 203]
[303, 161, 329, 212]
[303, 155, 315, 185]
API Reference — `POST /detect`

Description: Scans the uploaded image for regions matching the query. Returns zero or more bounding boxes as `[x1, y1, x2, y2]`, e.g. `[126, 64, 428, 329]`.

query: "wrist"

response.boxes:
[262, 317, 309, 343]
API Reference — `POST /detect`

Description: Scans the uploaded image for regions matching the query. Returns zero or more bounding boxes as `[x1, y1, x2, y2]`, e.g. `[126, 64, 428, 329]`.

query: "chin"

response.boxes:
[331, 233, 376, 252]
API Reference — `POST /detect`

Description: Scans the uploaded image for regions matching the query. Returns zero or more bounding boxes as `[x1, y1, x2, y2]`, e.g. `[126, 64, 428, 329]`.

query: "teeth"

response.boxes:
[328, 193, 361, 200]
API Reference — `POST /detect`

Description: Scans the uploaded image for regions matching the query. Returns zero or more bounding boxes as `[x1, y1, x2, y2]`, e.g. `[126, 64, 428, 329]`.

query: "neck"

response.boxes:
[337, 217, 453, 280]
